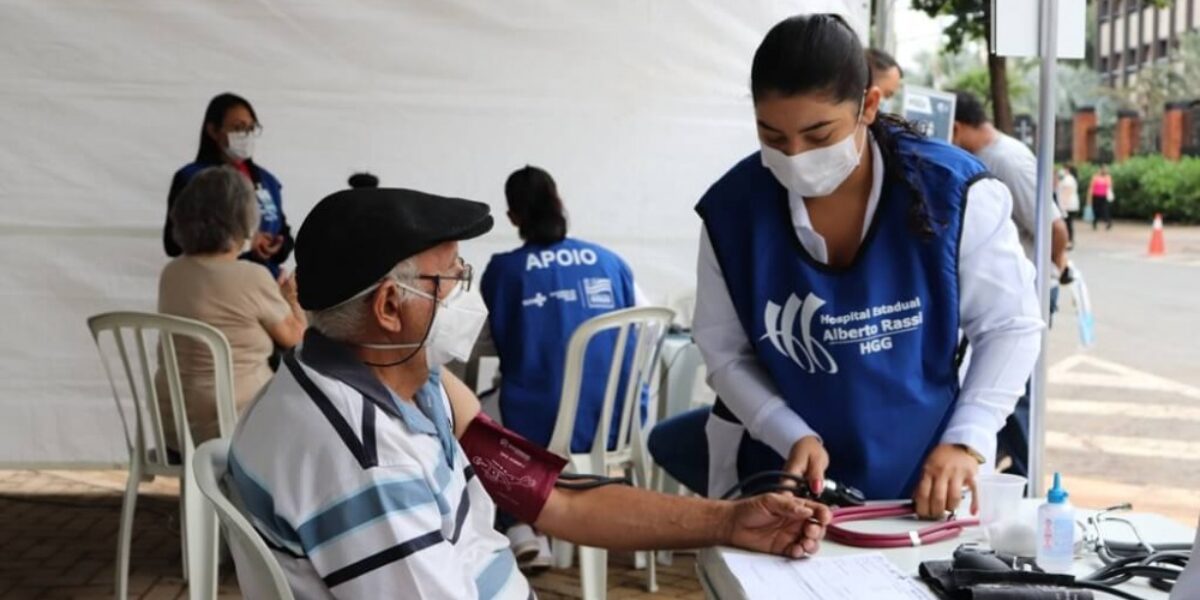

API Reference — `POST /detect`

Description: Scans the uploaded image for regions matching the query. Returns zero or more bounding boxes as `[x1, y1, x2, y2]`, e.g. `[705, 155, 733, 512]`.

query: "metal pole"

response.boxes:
[873, 0, 895, 53]
[1029, 0, 1058, 498]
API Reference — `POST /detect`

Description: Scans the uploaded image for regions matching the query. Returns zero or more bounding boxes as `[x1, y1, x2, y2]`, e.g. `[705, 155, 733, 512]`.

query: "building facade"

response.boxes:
[1096, 0, 1200, 87]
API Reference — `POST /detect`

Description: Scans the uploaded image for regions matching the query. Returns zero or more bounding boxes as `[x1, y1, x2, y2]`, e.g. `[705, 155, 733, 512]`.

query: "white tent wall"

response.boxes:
[0, 0, 867, 466]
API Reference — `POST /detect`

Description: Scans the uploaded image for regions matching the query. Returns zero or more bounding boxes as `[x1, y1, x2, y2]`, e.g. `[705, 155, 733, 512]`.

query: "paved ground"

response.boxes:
[0, 470, 239, 599]
[1043, 221, 1200, 526]
[0, 469, 703, 599]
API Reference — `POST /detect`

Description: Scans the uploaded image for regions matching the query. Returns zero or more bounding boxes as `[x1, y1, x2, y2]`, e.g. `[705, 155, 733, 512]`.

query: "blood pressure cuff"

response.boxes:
[460, 412, 567, 524]
[919, 560, 1093, 599]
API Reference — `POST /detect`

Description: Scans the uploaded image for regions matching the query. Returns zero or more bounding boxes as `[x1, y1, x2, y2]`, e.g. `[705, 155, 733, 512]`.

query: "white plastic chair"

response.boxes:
[654, 341, 715, 496]
[87, 311, 237, 600]
[547, 306, 675, 600]
[193, 439, 295, 600]
[652, 341, 713, 566]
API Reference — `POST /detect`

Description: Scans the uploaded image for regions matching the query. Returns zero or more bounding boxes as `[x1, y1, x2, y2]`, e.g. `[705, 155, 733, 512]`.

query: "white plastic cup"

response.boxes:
[977, 474, 1028, 547]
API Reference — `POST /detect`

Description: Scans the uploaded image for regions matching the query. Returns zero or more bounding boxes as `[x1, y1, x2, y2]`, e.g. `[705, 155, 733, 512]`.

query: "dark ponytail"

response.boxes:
[505, 165, 568, 245]
[751, 14, 935, 238]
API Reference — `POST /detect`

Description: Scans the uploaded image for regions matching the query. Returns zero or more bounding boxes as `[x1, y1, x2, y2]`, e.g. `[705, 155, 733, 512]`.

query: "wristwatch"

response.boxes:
[955, 444, 986, 465]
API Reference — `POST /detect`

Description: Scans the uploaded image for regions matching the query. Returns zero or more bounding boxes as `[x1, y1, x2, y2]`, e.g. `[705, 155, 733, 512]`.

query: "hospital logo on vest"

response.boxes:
[256, 186, 278, 224]
[760, 292, 838, 374]
[761, 292, 926, 370]
[582, 278, 615, 310]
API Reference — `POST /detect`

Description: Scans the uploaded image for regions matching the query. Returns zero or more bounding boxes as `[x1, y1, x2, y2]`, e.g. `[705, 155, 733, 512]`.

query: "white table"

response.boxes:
[698, 505, 1194, 599]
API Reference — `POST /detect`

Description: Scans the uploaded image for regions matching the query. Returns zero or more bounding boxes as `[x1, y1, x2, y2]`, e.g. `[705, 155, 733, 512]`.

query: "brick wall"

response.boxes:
[1115, 110, 1140, 161]
[1162, 102, 1188, 160]
[1073, 107, 1097, 165]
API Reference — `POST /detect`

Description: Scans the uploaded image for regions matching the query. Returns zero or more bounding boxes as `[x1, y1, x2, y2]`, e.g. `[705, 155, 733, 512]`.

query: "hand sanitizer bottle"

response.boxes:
[1036, 473, 1075, 574]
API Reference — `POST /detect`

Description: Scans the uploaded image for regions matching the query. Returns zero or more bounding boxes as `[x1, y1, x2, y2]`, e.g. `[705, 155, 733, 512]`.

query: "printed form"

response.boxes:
[721, 552, 935, 600]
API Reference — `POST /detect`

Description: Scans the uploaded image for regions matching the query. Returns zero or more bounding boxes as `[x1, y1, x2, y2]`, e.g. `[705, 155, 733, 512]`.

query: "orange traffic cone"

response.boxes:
[1148, 213, 1166, 256]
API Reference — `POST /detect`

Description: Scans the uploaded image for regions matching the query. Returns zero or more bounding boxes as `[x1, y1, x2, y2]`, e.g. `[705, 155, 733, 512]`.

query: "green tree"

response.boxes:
[910, 0, 1013, 132]
[950, 64, 1030, 112]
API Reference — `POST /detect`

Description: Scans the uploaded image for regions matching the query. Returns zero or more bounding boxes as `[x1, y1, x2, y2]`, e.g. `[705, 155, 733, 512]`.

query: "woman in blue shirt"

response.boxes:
[163, 93, 292, 277]
[648, 14, 1042, 519]
[480, 165, 641, 567]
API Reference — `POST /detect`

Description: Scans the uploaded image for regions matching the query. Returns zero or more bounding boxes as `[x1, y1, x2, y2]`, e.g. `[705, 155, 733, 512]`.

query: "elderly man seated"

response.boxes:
[227, 188, 831, 598]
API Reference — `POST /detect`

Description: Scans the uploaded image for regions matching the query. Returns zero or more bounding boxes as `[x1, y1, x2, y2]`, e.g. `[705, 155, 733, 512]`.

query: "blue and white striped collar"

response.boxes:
[299, 329, 444, 440]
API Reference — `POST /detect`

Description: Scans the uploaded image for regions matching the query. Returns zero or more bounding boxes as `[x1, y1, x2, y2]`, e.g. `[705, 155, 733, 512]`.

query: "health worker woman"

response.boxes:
[649, 14, 1043, 519]
[164, 93, 293, 277]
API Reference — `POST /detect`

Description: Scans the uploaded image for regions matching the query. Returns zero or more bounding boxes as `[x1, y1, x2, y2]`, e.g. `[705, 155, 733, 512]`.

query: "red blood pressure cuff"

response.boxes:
[460, 412, 567, 524]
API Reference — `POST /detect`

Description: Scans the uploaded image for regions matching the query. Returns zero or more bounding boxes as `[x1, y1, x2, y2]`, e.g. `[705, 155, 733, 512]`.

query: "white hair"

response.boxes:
[171, 166, 258, 254]
[308, 258, 419, 342]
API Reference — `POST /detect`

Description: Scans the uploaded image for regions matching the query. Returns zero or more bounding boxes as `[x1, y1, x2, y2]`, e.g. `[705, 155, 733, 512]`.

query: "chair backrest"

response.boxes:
[193, 439, 295, 600]
[87, 311, 238, 469]
[547, 307, 675, 462]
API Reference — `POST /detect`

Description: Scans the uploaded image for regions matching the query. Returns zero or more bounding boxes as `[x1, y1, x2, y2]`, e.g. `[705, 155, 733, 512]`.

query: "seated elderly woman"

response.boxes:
[155, 166, 307, 449]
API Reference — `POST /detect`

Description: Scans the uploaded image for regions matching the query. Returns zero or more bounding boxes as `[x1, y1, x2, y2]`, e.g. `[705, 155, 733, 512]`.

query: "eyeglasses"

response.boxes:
[227, 123, 264, 137]
[417, 256, 473, 294]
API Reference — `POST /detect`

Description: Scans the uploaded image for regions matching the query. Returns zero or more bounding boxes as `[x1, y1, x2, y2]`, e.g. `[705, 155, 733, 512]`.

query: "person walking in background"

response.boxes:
[164, 93, 293, 277]
[1057, 166, 1080, 247]
[1089, 165, 1114, 231]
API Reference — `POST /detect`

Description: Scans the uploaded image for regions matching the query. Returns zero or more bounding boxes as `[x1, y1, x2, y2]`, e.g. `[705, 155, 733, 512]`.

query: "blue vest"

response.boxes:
[481, 238, 638, 453]
[697, 132, 988, 499]
[178, 161, 284, 237]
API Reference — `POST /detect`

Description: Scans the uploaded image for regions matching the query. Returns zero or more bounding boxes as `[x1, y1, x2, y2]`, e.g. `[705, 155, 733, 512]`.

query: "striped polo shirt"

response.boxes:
[226, 330, 530, 599]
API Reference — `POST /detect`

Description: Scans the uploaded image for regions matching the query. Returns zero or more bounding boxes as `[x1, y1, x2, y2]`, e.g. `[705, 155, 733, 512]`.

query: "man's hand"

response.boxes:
[913, 444, 980, 519]
[724, 493, 832, 559]
[783, 436, 829, 496]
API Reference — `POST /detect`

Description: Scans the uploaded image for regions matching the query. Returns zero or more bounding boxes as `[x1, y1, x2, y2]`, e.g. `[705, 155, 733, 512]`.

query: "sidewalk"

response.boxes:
[1069, 219, 1200, 258]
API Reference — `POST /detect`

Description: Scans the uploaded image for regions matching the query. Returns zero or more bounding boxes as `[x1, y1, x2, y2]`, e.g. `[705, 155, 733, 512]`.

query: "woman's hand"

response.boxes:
[252, 232, 283, 259]
[912, 444, 980, 519]
[277, 269, 299, 303]
[782, 436, 829, 496]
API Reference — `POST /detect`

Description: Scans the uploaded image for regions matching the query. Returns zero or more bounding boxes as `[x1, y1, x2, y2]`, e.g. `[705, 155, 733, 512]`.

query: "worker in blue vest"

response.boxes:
[648, 14, 1043, 519]
[480, 165, 642, 568]
[164, 93, 292, 278]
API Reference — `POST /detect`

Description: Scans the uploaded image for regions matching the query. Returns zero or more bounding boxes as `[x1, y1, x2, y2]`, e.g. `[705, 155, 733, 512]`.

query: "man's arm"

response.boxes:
[440, 370, 830, 557]
[444, 368, 483, 438]
[535, 484, 827, 558]
[1003, 154, 1069, 271]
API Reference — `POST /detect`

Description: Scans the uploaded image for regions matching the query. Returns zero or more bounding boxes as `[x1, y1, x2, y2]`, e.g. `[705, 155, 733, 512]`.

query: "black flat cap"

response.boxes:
[295, 188, 493, 311]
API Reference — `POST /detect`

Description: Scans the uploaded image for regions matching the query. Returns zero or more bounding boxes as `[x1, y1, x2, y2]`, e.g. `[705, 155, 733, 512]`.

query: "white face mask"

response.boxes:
[760, 99, 866, 198]
[225, 131, 256, 161]
[360, 283, 489, 368]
